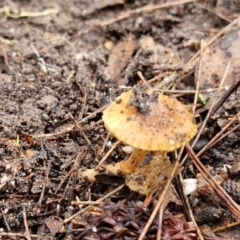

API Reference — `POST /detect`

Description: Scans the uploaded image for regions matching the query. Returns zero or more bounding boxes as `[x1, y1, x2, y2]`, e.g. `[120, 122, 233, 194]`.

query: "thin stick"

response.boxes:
[77, 84, 87, 121]
[71, 200, 103, 205]
[157, 207, 164, 240]
[186, 144, 240, 220]
[63, 184, 124, 223]
[0, 44, 10, 68]
[213, 220, 240, 233]
[146, 72, 168, 85]
[38, 159, 51, 207]
[207, 123, 240, 150]
[55, 168, 75, 194]
[99, 132, 110, 155]
[68, 112, 91, 145]
[0, 232, 38, 238]
[122, 86, 224, 94]
[96, 140, 120, 169]
[197, 114, 240, 157]
[23, 206, 31, 240]
[192, 40, 203, 115]
[1, 207, 11, 231]
[210, 79, 240, 116]
[137, 71, 151, 90]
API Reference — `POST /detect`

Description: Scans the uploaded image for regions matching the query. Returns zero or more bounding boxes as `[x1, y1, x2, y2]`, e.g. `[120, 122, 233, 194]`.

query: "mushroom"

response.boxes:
[102, 84, 197, 175]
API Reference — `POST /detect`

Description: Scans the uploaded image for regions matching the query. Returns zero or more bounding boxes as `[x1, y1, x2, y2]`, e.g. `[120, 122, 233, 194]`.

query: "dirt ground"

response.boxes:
[0, 0, 240, 239]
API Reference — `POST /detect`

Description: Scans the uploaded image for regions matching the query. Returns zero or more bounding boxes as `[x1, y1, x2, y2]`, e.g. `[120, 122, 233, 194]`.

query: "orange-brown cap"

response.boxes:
[102, 88, 197, 152]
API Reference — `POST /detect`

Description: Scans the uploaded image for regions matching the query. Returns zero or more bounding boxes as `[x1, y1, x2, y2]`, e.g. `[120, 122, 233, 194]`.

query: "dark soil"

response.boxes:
[0, 0, 240, 239]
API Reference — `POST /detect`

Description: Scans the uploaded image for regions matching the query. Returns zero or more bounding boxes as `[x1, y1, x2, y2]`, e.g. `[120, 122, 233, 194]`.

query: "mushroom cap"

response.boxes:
[102, 90, 197, 152]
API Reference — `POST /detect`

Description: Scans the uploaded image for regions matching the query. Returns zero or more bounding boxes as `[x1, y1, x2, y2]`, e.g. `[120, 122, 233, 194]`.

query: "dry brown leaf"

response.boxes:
[195, 28, 240, 107]
[106, 40, 136, 86]
[44, 217, 65, 235]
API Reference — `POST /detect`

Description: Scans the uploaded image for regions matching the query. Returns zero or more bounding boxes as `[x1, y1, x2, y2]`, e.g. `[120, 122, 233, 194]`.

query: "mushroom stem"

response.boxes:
[106, 149, 147, 175]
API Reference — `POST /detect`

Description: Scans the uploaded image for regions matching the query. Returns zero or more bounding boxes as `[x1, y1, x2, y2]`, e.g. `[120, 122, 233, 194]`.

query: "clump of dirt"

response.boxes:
[130, 84, 159, 114]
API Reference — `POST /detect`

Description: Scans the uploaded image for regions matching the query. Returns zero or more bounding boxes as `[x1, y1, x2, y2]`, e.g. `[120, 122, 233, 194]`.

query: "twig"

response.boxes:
[213, 220, 240, 233]
[0, 44, 10, 69]
[95, 140, 120, 169]
[210, 79, 240, 116]
[68, 112, 91, 145]
[36, 124, 74, 138]
[199, 122, 240, 157]
[71, 200, 103, 205]
[157, 207, 163, 240]
[196, 113, 240, 157]
[146, 72, 168, 86]
[208, 123, 240, 150]
[122, 85, 224, 94]
[63, 184, 124, 223]
[55, 168, 75, 194]
[77, 83, 87, 120]
[192, 40, 203, 115]
[0, 232, 38, 238]
[186, 144, 240, 220]
[99, 132, 110, 155]
[1, 207, 11, 231]
[38, 159, 51, 208]
[23, 206, 31, 240]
